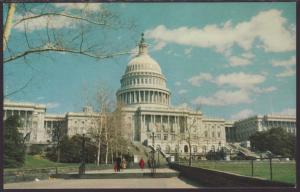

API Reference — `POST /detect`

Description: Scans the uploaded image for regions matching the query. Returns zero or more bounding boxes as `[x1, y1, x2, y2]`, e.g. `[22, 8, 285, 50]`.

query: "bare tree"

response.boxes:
[51, 120, 66, 163]
[3, 3, 135, 97]
[108, 102, 130, 159]
[178, 105, 201, 167]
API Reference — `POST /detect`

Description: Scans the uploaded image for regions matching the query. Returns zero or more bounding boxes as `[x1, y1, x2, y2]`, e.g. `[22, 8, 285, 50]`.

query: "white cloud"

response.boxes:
[53, 3, 102, 12]
[274, 108, 296, 116]
[14, 3, 102, 32]
[176, 103, 190, 109]
[175, 81, 181, 86]
[178, 89, 188, 95]
[188, 73, 213, 87]
[253, 86, 277, 94]
[272, 56, 296, 77]
[241, 52, 255, 59]
[215, 72, 265, 89]
[231, 109, 255, 120]
[153, 41, 167, 51]
[129, 47, 139, 58]
[14, 13, 77, 32]
[276, 68, 296, 77]
[145, 9, 295, 54]
[228, 56, 251, 66]
[46, 102, 60, 109]
[272, 56, 296, 67]
[184, 48, 193, 57]
[193, 89, 251, 106]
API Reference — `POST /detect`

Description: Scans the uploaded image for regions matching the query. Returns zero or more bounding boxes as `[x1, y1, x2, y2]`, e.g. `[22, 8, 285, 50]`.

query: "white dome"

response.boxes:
[127, 54, 162, 74]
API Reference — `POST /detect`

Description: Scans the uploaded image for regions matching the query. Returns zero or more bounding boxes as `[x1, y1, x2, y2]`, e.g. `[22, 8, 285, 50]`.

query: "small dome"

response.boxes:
[127, 54, 162, 74]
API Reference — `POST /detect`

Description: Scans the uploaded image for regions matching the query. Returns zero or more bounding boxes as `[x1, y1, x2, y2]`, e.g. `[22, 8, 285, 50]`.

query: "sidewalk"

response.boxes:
[4, 176, 198, 189]
[53, 168, 179, 179]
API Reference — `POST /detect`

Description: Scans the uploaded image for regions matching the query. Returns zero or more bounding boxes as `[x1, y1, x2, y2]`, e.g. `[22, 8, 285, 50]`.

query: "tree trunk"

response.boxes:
[57, 146, 61, 163]
[111, 145, 114, 164]
[105, 141, 109, 164]
[97, 138, 101, 166]
[3, 3, 16, 51]
[188, 140, 192, 167]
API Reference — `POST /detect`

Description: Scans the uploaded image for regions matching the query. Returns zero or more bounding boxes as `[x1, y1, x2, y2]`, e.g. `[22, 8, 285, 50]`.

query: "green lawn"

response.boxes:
[183, 160, 296, 184]
[5, 155, 105, 171]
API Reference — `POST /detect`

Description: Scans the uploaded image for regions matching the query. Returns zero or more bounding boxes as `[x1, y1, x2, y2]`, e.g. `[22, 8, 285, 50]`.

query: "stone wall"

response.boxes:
[169, 163, 294, 187]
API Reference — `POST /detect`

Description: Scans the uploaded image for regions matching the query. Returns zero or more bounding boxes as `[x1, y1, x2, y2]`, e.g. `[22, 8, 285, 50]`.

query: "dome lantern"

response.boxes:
[138, 33, 148, 55]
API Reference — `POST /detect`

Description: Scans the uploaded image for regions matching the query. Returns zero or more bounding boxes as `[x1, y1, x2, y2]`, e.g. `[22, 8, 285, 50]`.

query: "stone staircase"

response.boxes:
[226, 143, 259, 158]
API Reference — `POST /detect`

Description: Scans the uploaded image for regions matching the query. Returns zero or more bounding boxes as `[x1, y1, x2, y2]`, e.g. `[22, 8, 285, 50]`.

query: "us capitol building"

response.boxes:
[3, 35, 296, 155]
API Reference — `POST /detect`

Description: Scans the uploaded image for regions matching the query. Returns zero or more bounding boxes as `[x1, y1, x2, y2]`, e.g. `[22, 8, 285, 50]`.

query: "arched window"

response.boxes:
[184, 145, 189, 153]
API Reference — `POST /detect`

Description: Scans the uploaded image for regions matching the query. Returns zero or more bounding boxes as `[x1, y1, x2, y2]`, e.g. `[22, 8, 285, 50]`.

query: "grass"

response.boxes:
[182, 160, 296, 184]
[5, 155, 107, 171]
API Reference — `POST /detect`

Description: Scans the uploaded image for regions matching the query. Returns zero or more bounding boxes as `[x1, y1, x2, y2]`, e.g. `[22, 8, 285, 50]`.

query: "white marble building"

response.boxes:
[115, 35, 227, 155]
[4, 100, 47, 143]
[227, 115, 296, 142]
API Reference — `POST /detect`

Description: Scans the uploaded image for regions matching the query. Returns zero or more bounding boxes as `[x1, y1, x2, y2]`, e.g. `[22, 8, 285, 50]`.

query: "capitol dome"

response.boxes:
[116, 34, 171, 107]
[127, 54, 162, 74]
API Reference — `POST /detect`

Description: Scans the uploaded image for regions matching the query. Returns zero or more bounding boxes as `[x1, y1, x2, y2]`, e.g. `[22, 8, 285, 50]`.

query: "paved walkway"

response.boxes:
[70, 168, 178, 174]
[4, 168, 199, 189]
[4, 177, 198, 189]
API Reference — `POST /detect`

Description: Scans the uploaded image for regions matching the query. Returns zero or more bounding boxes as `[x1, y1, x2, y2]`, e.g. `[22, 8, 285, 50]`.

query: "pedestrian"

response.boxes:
[139, 157, 145, 170]
[147, 159, 151, 168]
[113, 159, 117, 172]
[122, 158, 127, 169]
[116, 156, 122, 172]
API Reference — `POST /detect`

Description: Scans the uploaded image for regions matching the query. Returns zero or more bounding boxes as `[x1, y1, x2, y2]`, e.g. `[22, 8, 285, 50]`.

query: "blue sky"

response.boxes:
[4, 2, 296, 120]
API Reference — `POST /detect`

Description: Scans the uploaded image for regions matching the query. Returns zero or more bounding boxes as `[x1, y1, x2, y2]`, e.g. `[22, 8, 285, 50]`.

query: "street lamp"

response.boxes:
[156, 145, 160, 168]
[79, 129, 87, 175]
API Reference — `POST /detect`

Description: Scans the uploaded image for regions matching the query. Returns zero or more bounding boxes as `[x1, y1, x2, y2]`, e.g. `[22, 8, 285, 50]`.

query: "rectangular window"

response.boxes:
[164, 134, 168, 140]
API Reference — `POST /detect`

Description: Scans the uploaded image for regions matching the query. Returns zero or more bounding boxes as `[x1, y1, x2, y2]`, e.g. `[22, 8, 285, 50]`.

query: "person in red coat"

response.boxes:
[139, 158, 145, 170]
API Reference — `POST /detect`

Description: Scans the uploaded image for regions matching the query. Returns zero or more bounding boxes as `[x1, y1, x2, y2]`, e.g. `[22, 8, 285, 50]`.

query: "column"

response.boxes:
[25, 110, 28, 129]
[151, 91, 154, 103]
[139, 91, 141, 103]
[129, 92, 131, 104]
[134, 91, 136, 103]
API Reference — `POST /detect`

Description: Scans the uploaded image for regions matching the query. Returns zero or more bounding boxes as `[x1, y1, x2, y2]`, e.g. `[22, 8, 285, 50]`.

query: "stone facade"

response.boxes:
[226, 115, 296, 142]
[4, 100, 47, 143]
[115, 35, 227, 155]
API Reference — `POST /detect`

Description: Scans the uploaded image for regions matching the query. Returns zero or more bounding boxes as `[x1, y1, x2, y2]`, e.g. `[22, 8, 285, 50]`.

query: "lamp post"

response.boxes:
[156, 145, 160, 168]
[79, 130, 86, 175]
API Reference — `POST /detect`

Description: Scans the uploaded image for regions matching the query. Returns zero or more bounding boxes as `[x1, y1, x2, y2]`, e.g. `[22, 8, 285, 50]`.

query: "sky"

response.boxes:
[4, 2, 296, 120]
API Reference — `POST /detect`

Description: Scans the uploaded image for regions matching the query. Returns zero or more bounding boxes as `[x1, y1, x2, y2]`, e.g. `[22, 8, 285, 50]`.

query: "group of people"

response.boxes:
[114, 157, 127, 172]
[113, 157, 145, 172]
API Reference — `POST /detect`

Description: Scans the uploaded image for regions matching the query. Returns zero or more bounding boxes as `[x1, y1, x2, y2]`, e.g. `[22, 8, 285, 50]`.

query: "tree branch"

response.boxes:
[4, 76, 33, 98]
[4, 47, 130, 63]
[3, 3, 16, 51]
[13, 12, 110, 27]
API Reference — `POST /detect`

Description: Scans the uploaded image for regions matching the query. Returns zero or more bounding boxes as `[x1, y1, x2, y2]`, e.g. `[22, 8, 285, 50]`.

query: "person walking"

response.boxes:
[139, 157, 145, 171]
[116, 157, 121, 172]
[122, 158, 127, 169]
[113, 159, 117, 172]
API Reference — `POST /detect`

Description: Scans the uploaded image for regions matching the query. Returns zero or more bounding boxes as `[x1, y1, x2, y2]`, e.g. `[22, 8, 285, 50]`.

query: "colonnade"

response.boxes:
[118, 90, 170, 105]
